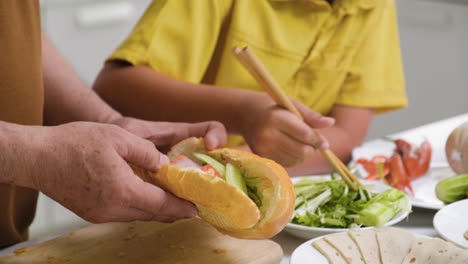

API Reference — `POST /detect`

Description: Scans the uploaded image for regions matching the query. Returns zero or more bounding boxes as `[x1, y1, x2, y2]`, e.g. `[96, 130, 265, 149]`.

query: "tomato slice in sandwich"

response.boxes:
[201, 164, 222, 178]
[170, 155, 188, 165]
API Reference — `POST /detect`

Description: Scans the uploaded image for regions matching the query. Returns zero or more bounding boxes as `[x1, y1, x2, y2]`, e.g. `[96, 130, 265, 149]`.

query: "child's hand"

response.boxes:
[240, 93, 334, 167]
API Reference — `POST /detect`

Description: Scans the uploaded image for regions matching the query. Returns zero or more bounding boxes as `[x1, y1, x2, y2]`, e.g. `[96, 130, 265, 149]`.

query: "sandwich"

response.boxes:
[131, 137, 295, 240]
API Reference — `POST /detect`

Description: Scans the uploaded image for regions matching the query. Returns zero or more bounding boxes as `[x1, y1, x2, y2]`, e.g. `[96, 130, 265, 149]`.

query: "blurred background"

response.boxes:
[33, 0, 468, 240]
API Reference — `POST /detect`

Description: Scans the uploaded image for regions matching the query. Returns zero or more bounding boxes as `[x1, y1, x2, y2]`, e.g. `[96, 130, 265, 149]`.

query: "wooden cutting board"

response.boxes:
[0, 218, 282, 264]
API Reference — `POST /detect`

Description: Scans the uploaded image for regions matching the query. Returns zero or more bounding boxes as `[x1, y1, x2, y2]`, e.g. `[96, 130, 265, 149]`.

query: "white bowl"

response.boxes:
[433, 199, 468, 248]
[283, 176, 412, 240]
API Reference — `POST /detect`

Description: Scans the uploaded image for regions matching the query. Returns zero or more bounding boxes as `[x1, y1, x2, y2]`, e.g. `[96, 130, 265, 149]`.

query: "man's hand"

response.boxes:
[240, 93, 334, 167]
[110, 117, 227, 152]
[28, 122, 197, 223]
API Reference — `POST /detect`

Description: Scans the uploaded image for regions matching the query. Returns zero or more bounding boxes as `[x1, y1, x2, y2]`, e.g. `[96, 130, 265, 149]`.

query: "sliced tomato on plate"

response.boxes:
[395, 139, 432, 180]
[387, 153, 414, 194]
[357, 155, 390, 180]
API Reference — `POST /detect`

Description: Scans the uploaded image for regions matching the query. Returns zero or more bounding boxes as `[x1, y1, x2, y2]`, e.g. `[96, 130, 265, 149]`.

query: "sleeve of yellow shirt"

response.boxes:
[109, 0, 232, 83]
[336, 1, 408, 113]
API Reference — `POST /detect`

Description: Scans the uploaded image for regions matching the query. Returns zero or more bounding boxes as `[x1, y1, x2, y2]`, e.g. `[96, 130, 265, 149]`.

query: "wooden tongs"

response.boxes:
[232, 46, 362, 191]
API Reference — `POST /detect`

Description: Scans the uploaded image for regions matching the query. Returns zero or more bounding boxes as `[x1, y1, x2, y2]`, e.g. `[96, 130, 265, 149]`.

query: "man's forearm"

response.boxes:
[0, 121, 42, 188]
[94, 62, 265, 135]
[42, 35, 121, 125]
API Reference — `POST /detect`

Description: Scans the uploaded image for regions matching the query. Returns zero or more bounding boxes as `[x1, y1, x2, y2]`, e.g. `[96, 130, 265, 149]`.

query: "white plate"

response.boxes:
[284, 176, 412, 240]
[408, 166, 453, 210]
[433, 199, 468, 249]
[352, 139, 454, 210]
[289, 236, 329, 264]
[290, 234, 430, 264]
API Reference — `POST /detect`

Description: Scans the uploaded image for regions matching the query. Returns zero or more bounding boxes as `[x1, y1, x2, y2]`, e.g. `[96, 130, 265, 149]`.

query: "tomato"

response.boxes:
[355, 139, 431, 194]
[171, 155, 188, 165]
[201, 165, 222, 178]
[357, 155, 390, 180]
[387, 153, 414, 194]
[395, 139, 432, 180]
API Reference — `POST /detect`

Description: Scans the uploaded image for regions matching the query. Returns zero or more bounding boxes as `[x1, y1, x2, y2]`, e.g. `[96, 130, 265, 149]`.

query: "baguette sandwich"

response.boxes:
[131, 137, 295, 240]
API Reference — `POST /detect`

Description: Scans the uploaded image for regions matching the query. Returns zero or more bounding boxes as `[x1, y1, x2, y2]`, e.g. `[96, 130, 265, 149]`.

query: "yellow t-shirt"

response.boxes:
[109, 0, 407, 145]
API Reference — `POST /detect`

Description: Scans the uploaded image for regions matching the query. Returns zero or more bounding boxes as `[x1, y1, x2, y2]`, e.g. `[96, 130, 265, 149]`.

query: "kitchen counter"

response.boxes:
[1, 113, 467, 263]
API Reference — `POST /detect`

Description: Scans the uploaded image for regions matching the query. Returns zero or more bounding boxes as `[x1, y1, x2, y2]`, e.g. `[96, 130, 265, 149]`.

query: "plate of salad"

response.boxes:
[284, 175, 411, 240]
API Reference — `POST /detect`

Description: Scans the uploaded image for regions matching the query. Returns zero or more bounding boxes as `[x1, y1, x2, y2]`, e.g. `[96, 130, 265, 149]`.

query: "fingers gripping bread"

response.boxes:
[132, 138, 295, 239]
[155, 165, 261, 230]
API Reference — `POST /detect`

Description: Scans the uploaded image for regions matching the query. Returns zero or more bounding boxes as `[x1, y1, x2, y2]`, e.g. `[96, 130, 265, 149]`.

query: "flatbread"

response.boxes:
[324, 232, 365, 264]
[375, 227, 414, 264]
[312, 238, 347, 264]
[401, 237, 436, 264]
[451, 249, 468, 264]
[315, 228, 466, 264]
[401, 237, 463, 264]
[427, 239, 463, 264]
[349, 230, 382, 264]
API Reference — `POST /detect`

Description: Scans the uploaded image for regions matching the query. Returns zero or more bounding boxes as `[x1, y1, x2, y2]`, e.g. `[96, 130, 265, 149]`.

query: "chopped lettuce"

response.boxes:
[247, 185, 262, 207]
[291, 178, 408, 228]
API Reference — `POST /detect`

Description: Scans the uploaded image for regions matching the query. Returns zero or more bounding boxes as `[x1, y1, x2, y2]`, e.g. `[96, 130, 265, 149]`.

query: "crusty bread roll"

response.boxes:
[131, 137, 295, 240]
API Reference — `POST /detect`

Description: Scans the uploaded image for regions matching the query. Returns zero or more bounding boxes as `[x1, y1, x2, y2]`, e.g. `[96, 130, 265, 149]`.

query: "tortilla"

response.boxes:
[324, 232, 365, 264]
[375, 227, 414, 264]
[402, 237, 462, 264]
[312, 238, 347, 264]
[313, 227, 467, 264]
[402, 237, 464, 264]
[427, 239, 463, 264]
[401, 237, 435, 264]
[451, 249, 468, 264]
[349, 230, 382, 264]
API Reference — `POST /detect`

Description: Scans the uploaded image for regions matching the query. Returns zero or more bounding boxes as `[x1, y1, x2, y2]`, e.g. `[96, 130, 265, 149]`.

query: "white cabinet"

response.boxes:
[369, 0, 468, 138]
[41, 0, 152, 84]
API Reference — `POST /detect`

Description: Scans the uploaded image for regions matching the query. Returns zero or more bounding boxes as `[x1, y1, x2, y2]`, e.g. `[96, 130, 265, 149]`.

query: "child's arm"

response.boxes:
[94, 61, 334, 168]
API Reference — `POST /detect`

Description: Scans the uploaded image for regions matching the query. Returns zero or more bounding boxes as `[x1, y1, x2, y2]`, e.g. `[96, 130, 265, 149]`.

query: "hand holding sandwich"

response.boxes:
[0, 120, 226, 224]
[132, 137, 296, 240]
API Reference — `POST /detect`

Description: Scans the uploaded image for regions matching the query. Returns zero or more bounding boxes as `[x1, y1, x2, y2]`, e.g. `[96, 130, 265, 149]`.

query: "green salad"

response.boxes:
[291, 176, 408, 228]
